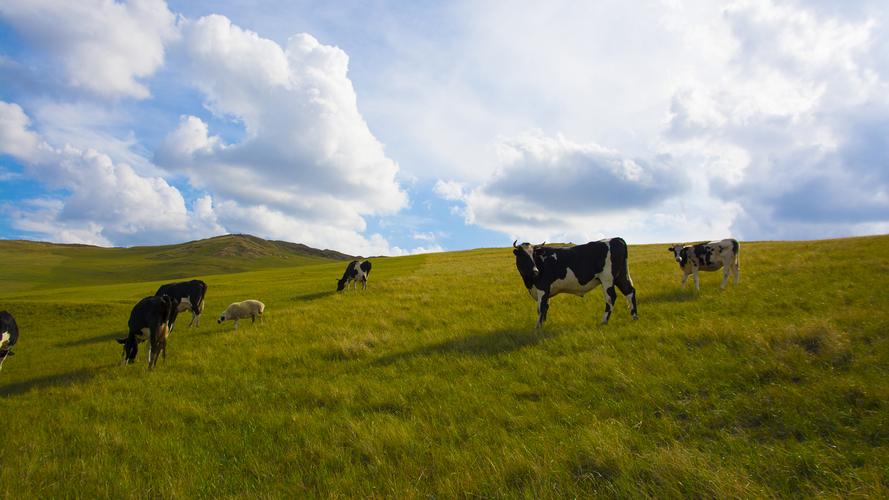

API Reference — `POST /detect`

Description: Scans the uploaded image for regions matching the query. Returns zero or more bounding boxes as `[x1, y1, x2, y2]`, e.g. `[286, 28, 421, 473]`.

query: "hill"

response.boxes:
[0, 236, 887, 497]
[0, 234, 354, 292]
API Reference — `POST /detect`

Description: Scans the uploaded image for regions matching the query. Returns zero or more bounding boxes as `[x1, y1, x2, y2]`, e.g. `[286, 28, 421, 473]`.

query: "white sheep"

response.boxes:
[217, 300, 265, 329]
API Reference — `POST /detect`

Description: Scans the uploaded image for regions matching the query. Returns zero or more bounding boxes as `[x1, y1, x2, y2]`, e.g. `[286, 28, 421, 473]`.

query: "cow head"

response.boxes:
[667, 245, 688, 267]
[116, 337, 138, 365]
[336, 277, 347, 292]
[513, 240, 539, 284]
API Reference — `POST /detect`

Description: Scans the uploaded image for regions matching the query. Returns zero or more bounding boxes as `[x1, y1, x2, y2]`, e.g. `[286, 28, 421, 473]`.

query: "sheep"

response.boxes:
[217, 300, 265, 330]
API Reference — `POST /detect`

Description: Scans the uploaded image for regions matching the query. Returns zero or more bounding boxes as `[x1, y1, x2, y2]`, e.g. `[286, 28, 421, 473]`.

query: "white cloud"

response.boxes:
[0, 101, 40, 161]
[0, 100, 222, 246]
[0, 0, 178, 99]
[155, 14, 408, 255]
[425, 0, 889, 242]
[436, 131, 701, 243]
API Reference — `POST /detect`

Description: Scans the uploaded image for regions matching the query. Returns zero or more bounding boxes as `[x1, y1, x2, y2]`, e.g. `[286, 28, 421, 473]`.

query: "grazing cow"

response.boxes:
[337, 260, 372, 291]
[217, 300, 265, 330]
[117, 295, 174, 368]
[667, 239, 740, 290]
[154, 279, 208, 333]
[512, 238, 638, 328]
[0, 311, 19, 369]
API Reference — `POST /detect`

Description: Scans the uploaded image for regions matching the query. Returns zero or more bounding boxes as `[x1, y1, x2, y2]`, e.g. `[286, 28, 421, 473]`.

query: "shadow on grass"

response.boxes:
[0, 367, 98, 397]
[55, 331, 123, 348]
[291, 290, 335, 302]
[643, 289, 697, 304]
[375, 328, 553, 365]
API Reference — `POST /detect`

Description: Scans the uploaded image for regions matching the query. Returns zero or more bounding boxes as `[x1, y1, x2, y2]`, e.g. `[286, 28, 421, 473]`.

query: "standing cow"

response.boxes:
[667, 239, 740, 290]
[337, 260, 372, 291]
[512, 238, 638, 328]
[0, 311, 19, 370]
[154, 279, 208, 333]
[117, 295, 174, 368]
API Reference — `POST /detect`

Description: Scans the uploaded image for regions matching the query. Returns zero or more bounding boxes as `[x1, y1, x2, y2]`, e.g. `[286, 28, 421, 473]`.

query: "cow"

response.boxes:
[0, 311, 19, 370]
[337, 260, 372, 291]
[154, 279, 208, 333]
[667, 239, 740, 290]
[117, 295, 174, 368]
[512, 238, 638, 329]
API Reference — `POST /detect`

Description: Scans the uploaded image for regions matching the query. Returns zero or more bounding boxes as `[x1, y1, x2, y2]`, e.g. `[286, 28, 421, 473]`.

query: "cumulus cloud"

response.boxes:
[0, 0, 178, 99]
[0, 101, 222, 246]
[429, 0, 889, 243]
[435, 131, 698, 243]
[155, 14, 409, 254]
[664, 0, 889, 239]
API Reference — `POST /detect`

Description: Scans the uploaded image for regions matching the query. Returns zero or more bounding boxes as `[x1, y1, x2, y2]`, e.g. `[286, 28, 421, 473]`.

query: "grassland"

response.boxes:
[1, 236, 887, 497]
[0, 234, 350, 293]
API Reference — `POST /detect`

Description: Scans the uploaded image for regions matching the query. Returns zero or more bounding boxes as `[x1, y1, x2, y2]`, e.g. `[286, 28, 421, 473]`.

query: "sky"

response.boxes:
[1, 0, 888, 255]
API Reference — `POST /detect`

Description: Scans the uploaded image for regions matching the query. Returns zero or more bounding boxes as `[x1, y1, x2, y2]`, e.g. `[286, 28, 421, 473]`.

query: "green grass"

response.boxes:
[0, 234, 346, 293]
[1, 236, 888, 497]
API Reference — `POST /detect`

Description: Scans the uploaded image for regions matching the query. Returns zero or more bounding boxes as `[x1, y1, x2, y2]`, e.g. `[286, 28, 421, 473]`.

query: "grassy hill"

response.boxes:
[0, 236, 887, 497]
[0, 234, 353, 293]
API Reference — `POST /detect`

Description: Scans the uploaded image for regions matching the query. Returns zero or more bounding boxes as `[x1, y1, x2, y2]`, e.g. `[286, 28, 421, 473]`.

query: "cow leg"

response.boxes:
[535, 292, 550, 329]
[601, 279, 617, 324]
[733, 258, 740, 284]
[680, 272, 688, 289]
[720, 265, 731, 289]
[362, 277, 368, 290]
[692, 267, 701, 291]
[616, 276, 638, 320]
[234, 319, 239, 330]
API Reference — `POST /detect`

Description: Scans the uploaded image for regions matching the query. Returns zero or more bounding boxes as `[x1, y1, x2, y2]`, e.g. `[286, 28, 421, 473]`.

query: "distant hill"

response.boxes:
[0, 234, 354, 292]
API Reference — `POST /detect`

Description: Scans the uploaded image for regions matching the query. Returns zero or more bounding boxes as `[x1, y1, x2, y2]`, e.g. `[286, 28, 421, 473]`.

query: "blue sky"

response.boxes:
[2, 0, 888, 255]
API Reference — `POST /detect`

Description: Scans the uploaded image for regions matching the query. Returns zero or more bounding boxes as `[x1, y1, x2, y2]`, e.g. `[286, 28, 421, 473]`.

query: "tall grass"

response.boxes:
[1, 237, 887, 497]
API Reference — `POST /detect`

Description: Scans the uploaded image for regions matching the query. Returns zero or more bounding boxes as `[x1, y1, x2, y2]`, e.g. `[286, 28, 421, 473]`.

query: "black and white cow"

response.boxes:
[337, 260, 372, 291]
[154, 279, 208, 333]
[117, 295, 174, 368]
[512, 238, 638, 328]
[0, 311, 20, 368]
[667, 238, 740, 290]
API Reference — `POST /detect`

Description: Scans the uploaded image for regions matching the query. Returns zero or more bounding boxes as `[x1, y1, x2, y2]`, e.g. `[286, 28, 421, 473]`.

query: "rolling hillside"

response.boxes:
[0, 234, 353, 293]
[0, 236, 887, 497]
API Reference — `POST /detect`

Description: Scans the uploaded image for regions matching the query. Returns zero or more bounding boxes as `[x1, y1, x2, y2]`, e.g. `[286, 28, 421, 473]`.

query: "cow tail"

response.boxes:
[196, 282, 208, 315]
[732, 239, 740, 268]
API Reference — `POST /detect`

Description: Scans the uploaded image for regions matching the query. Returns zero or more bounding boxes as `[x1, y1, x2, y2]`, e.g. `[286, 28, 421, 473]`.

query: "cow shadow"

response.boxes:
[375, 328, 553, 366]
[0, 367, 98, 397]
[291, 290, 335, 302]
[55, 331, 123, 348]
[643, 290, 697, 304]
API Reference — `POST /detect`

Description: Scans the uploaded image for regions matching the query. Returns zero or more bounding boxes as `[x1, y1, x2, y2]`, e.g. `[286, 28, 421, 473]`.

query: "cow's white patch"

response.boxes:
[549, 268, 600, 297]
[136, 327, 149, 341]
[177, 296, 192, 312]
[0, 331, 9, 348]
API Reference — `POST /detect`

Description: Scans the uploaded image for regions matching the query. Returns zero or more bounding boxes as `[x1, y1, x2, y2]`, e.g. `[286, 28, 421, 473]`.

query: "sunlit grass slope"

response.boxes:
[0, 234, 349, 293]
[1, 236, 887, 497]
